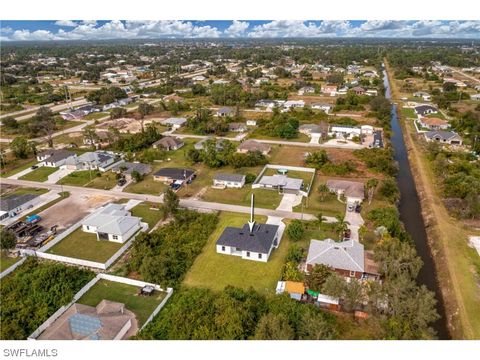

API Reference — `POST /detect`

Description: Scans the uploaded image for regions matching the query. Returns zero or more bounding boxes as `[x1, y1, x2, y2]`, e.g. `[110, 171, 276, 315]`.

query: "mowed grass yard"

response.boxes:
[0, 252, 21, 272]
[77, 279, 166, 326]
[46, 228, 123, 263]
[183, 212, 288, 293]
[201, 187, 282, 209]
[130, 202, 163, 228]
[19, 166, 58, 182]
[57, 170, 117, 190]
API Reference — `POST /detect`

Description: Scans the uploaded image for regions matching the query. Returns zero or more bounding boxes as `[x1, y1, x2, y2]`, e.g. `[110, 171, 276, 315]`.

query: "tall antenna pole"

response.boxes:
[248, 193, 255, 233]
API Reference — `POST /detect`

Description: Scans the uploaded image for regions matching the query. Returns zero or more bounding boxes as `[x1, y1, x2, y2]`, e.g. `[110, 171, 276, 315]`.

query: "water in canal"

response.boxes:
[383, 69, 450, 339]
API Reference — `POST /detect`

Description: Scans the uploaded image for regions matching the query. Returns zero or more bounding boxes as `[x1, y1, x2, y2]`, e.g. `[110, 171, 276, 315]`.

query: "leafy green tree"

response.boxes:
[10, 136, 29, 159]
[0, 229, 16, 250]
[306, 264, 333, 292]
[254, 313, 295, 340]
[163, 188, 179, 218]
[322, 274, 366, 312]
[334, 215, 350, 240]
[286, 220, 305, 242]
[379, 178, 400, 203]
[110, 107, 127, 120]
[131, 170, 143, 183]
[282, 261, 303, 281]
[305, 150, 329, 169]
[297, 306, 336, 340]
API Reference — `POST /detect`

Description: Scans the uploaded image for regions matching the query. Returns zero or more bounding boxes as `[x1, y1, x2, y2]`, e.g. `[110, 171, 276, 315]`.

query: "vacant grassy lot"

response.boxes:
[5, 187, 49, 197]
[401, 107, 416, 118]
[269, 145, 309, 167]
[19, 166, 58, 182]
[130, 202, 163, 228]
[85, 171, 117, 190]
[0, 157, 38, 178]
[46, 228, 123, 263]
[77, 279, 166, 326]
[57, 170, 100, 186]
[183, 212, 288, 293]
[201, 187, 282, 209]
[83, 112, 109, 120]
[0, 252, 21, 272]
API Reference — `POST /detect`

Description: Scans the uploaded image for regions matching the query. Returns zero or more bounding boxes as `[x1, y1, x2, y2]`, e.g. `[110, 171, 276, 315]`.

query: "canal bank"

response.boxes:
[383, 69, 450, 339]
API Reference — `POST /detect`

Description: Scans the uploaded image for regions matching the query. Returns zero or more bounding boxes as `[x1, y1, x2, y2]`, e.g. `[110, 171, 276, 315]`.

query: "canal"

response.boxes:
[383, 69, 450, 339]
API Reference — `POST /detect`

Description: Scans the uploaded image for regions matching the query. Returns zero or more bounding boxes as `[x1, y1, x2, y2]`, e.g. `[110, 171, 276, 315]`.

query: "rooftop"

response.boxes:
[216, 223, 279, 254]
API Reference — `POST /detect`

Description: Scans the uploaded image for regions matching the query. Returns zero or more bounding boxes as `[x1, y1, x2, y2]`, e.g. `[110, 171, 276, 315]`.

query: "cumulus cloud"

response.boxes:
[224, 20, 249, 37]
[1, 20, 479, 41]
[54, 20, 78, 27]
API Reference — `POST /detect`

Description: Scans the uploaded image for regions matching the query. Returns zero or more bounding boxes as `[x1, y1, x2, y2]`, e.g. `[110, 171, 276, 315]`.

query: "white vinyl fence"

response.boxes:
[29, 273, 173, 340]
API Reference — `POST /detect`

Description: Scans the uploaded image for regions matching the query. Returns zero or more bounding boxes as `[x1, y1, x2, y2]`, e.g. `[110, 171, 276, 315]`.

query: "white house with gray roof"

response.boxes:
[63, 151, 117, 172]
[0, 193, 41, 221]
[81, 204, 144, 243]
[212, 173, 246, 188]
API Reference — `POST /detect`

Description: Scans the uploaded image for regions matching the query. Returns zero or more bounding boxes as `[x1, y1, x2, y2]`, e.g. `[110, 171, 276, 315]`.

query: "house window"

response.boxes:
[349, 270, 355, 277]
[112, 235, 119, 240]
[86, 226, 89, 230]
[246, 252, 250, 257]
[221, 246, 225, 251]
[236, 247, 241, 251]
[258, 253, 262, 259]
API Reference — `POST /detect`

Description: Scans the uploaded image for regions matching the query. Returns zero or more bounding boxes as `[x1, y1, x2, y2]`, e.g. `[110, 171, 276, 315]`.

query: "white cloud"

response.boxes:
[224, 20, 249, 37]
[2, 20, 480, 41]
[54, 20, 78, 27]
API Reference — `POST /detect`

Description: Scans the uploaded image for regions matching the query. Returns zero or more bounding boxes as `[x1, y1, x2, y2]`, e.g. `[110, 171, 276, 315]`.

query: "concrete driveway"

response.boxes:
[309, 133, 321, 144]
[344, 206, 364, 242]
[276, 193, 302, 212]
[46, 168, 75, 184]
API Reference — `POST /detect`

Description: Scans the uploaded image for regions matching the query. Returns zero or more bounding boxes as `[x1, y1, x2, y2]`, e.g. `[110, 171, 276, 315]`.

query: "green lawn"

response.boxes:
[83, 112, 109, 120]
[130, 202, 163, 228]
[124, 174, 168, 195]
[183, 212, 288, 293]
[201, 187, 282, 210]
[19, 166, 58, 182]
[401, 107, 416, 118]
[77, 279, 166, 326]
[0, 158, 38, 178]
[57, 169, 117, 189]
[294, 189, 345, 217]
[0, 252, 21, 272]
[46, 228, 123, 263]
[4, 187, 49, 197]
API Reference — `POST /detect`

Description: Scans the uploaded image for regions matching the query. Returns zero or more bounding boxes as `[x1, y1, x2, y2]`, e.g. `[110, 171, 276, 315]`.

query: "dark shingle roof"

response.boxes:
[112, 162, 151, 175]
[216, 223, 279, 254]
[0, 194, 38, 212]
[153, 168, 195, 181]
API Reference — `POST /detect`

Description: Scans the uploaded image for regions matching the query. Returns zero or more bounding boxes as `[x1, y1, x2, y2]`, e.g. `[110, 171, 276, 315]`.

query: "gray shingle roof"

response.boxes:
[216, 223, 279, 254]
[306, 239, 364, 272]
[0, 194, 38, 212]
[153, 168, 195, 181]
[112, 161, 151, 175]
[213, 173, 246, 183]
[425, 130, 462, 141]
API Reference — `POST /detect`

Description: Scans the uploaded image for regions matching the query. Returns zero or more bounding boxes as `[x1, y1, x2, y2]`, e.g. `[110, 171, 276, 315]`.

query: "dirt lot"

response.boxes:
[37, 192, 115, 232]
[97, 117, 166, 133]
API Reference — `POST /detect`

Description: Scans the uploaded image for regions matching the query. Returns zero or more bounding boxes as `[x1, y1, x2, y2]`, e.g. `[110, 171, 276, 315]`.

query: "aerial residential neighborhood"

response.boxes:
[0, 15, 479, 353]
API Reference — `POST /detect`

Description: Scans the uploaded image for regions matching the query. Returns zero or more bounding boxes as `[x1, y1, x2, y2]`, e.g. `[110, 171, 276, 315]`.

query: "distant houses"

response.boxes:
[153, 136, 184, 151]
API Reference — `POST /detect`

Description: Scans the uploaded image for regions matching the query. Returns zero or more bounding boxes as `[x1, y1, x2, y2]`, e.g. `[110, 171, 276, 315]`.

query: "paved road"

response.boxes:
[0, 98, 88, 121]
[446, 66, 480, 84]
[0, 178, 317, 220]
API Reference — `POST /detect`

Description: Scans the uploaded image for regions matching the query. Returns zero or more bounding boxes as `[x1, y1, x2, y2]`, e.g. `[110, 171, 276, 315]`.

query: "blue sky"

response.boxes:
[1, 20, 479, 41]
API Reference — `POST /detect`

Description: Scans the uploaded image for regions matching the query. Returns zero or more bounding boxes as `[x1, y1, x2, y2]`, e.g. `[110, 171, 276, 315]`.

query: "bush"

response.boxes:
[286, 220, 305, 242]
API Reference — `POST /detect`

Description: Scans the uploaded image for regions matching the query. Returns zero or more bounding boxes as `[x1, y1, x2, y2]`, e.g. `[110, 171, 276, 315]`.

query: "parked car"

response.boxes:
[347, 203, 355, 212]
[31, 165, 39, 170]
[117, 178, 127, 186]
[344, 229, 351, 239]
[355, 204, 362, 213]
[170, 183, 181, 191]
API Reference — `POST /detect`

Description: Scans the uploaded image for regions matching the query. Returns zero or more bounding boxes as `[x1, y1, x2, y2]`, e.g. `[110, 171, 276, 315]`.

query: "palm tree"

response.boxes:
[334, 215, 350, 241]
[365, 178, 378, 205]
[318, 183, 330, 201]
[316, 212, 325, 231]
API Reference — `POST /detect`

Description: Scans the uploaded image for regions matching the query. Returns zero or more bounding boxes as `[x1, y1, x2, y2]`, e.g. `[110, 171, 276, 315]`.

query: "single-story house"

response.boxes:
[329, 125, 361, 139]
[63, 151, 116, 172]
[283, 100, 305, 110]
[366, 89, 378, 96]
[81, 203, 143, 243]
[413, 91, 431, 101]
[298, 86, 315, 95]
[418, 117, 449, 130]
[306, 239, 380, 281]
[237, 140, 271, 155]
[216, 222, 280, 262]
[246, 119, 257, 126]
[153, 167, 195, 184]
[321, 84, 338, 96]
[228, 122, 248, 133]
[194, 137, 226, 151]
[0, 193, 40, 221]
[311, 103, 332, 113]
[37, 300, 137, 340]
[212, 173, 246, 188]
[326, 179, 365, 204]
[360, 125, 374, 135]
[153, 136, 184, 151]
[471, 94, 480, 101]
[414, 104, 438, 116]
[216, 107, 233, 117]
[276, 281, 305, 301]
[424, 131, 463, 145]
[111, 161, 151, 180]
[160, 117, 187, 129]
[254, 174, 303, 195]
[350, 86, 365, 95]
[37, 149, 76, 167]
